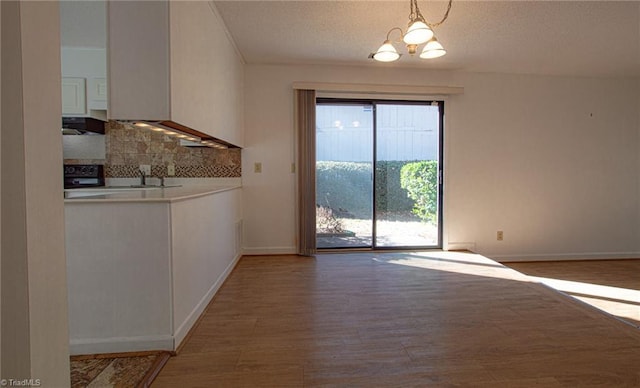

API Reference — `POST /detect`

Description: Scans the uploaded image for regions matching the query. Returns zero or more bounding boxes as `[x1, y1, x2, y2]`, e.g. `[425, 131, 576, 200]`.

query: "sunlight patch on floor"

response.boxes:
[529, 276, 640, 326]
[372, 251, 533, 282]
[374, 252, 640, 327]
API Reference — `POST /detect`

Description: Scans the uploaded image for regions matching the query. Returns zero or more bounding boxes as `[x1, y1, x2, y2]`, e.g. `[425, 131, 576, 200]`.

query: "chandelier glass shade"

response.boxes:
[372, 0, 452, 62]
[403, 20, 433, 45]
[420, 37, 446, 59]
[372, 39, 401, 62]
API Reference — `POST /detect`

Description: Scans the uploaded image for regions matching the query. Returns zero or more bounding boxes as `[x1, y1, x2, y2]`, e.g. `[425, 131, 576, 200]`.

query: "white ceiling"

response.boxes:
[213, 1, 640, 77]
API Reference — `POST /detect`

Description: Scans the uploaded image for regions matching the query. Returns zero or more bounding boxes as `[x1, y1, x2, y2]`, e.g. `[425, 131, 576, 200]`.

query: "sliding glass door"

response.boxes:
[316, 99, 443, 249]
[316, 103, 374, 248]
[374, 103, 442, 247]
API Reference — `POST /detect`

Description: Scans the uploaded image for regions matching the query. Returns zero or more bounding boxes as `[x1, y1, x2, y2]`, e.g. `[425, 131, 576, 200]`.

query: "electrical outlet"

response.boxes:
[254, 162, 262, 173]
[167, 164, 175, 176]
[139, 164, 151, 176]
[497, 231, 504, 241]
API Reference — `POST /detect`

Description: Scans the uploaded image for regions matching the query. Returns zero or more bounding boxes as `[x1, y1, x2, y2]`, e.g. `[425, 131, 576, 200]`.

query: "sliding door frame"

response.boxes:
[316, 97, 445, 250]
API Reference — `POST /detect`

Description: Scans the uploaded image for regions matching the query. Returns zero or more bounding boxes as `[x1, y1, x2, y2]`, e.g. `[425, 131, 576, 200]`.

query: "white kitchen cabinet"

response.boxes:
[64, 186, 242, 354]
[60, 75, 107, 115]
[88, 77, 107, 110]
[60, 48, 108, 118]
[107, 1, 244, 147]
[61, 77, 86, 115]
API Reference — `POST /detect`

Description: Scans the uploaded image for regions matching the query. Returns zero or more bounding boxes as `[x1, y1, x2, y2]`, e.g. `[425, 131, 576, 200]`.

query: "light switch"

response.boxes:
[254, 162, 262, 173]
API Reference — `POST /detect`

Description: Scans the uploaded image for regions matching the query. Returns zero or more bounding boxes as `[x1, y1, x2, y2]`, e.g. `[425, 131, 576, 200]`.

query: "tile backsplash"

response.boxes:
[64, 120, 241, 178]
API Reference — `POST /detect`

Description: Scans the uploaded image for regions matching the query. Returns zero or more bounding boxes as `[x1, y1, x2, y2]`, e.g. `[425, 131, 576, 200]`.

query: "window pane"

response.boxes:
[316, 104, 373, 248]
[375, 104, 440, 247]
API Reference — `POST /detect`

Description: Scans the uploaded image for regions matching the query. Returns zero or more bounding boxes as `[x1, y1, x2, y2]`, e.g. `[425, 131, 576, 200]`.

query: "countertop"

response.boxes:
[64, 184, 241, 203]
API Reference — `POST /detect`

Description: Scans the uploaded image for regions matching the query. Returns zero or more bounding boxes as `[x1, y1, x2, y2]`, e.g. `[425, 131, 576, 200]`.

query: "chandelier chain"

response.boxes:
[426, 0, 453, 28]
[410, 0, 453, 28]
[409, 0, 424, 23]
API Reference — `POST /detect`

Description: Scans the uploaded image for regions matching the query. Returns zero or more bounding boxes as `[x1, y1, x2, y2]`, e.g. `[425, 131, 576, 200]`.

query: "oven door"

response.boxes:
[63, 164, 105, 189]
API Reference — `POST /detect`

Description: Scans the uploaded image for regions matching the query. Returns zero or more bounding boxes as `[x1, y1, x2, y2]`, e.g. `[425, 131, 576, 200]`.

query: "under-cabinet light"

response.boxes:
[200, 139, 228, 149]
[133, 121, 201, 142]
[129, 121, 229, 149]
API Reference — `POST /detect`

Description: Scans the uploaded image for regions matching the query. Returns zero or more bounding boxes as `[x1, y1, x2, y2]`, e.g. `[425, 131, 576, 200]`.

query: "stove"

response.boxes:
[64, 164, 105, 189]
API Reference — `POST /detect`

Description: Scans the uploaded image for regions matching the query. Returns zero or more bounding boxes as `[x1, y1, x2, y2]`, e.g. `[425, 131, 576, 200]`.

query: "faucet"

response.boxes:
[139, 169, 146, 186]
[158, 176, 165, 187]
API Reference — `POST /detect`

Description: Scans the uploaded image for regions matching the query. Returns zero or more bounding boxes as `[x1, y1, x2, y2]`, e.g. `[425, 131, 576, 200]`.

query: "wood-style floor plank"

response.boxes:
[152, 252, 640, 387]
[507, 259, 640, 327]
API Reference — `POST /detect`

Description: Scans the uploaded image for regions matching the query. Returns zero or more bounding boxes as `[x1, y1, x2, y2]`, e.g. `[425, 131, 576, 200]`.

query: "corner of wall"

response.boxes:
[2, 1, 70, 384]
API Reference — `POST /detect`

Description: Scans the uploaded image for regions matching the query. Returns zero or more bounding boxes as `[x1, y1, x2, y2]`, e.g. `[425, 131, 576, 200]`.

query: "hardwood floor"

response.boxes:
[152, 252, 640, 387]
[506, 259, 640, 328]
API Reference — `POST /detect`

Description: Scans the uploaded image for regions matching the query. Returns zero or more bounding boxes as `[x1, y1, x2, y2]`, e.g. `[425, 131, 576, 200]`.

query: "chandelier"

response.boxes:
[371, 0, 452, 62]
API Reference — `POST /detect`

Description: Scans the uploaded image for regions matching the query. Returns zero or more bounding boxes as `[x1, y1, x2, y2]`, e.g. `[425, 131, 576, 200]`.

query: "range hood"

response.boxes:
[62, 117, 106, 135]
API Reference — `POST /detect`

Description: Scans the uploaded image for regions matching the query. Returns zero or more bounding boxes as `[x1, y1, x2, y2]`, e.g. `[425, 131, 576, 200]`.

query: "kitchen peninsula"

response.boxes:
[64, 184, 242, 355]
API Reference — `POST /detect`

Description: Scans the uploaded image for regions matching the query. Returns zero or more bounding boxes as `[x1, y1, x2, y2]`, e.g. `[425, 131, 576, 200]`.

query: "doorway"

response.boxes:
[316, 99, 443, 249]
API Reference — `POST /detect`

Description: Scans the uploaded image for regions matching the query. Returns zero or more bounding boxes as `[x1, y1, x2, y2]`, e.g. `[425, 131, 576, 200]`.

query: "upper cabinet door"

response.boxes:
[88, 77, 108, 110]
[169, 1, 245, 147]
[107, 1, 171, 121]
[107, 1, 244, 147]
[61, 77, 87, 115]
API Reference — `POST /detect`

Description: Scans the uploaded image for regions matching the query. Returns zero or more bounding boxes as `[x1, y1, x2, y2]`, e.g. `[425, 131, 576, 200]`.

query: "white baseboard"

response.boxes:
[445, 242, 476, 251]
[490, 251, 640, 263]
[173, 253, 242, 349]
[69, 335, 173, 356]
[242, 246, 297, 255]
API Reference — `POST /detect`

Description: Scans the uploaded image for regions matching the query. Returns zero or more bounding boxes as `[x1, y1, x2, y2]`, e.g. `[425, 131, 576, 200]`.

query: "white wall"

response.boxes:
[242, 65, 456, 254]
[60, 0, 106, 49]
[242, 64, 640, 261]
[60, 47, 106, 78]
[1, 1, 70, 385]
[447, 73, 639, 260]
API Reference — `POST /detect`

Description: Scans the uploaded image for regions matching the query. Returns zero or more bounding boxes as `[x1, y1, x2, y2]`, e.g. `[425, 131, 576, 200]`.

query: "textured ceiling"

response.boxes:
[213, 1, 640, 77]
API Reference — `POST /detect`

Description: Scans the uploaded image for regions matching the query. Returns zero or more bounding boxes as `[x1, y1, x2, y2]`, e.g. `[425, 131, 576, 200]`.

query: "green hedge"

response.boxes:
[375, 161, 415, 213]
[316, 161, 417, 219]
[400, 160, 439, 223]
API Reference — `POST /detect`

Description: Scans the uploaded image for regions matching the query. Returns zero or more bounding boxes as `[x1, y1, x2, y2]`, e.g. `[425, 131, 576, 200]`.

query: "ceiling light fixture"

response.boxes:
[371, 0, 452, 62]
